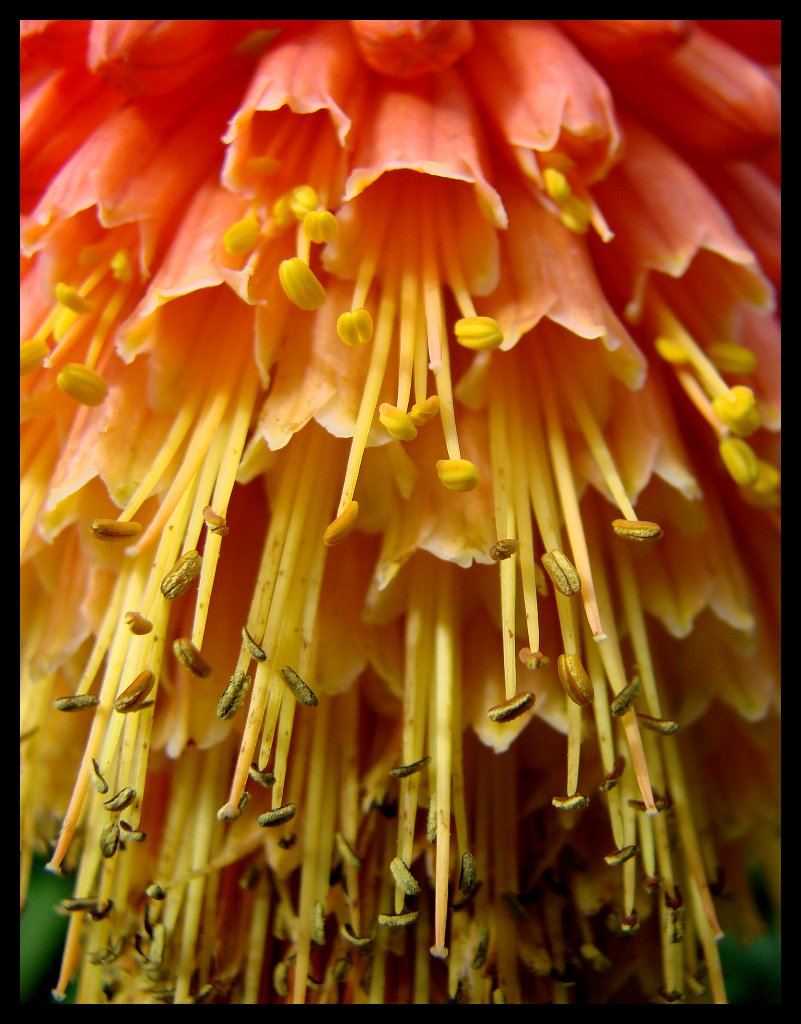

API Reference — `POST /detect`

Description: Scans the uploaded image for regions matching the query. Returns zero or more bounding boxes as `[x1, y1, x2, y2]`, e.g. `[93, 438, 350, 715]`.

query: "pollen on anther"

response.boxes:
[57, 364, 108, 407]
[324, 500, 359, 546]
[336, 308, 373, 348]
[436, 459, 479, 492]
[454, 316, 504, 351]
[278, 257, 326, 311]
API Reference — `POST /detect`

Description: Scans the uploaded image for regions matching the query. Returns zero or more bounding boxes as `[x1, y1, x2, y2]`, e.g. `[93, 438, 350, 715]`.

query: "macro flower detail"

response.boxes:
[20, 20, 780, 1005]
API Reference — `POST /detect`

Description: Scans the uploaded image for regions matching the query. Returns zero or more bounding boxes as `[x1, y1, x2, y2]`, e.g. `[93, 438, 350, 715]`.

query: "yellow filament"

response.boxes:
[432, 567, 455, 958]
[489, 378, 519, 700]
[538, 346, 606, 641]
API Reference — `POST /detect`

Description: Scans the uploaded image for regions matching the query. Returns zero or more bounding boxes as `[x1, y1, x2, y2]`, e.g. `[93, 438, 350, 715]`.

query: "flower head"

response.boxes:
[21, 20, 780, 1005]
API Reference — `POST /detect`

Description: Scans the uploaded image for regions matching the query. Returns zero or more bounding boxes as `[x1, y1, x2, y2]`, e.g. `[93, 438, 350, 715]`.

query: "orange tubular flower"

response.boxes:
[20, 20, 780, 1005]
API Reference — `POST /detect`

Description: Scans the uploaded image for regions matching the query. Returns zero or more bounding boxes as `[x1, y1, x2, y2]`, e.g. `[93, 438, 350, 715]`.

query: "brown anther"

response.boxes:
[611, 519, 663, 542]
[472, 928, 490, 970]
[557, 653, 594, 707]
[89, 519, 143, 541]
[339, 924, 373, 949]
[99, 821, 120, 859]
[541, 549, 581, 596]
[102, 787, 137, 812]
[599, 755, 626, 792]
[160, 550, 202, 600]
[242, 626, 266, 661]
[459, 851, 478, 895]
[89, 758, 109, 794]
[487, 690, 536, 722]
[552, 793, 590, 811]
[202, 505, 229, 537]
[335, 831, 364, 870]
[636, 712, 679, 735]
[643, 875, 662, 893]
[53, 694, 100, 712]
[248, 763, 276, 788]
[124, 610, 153, 635]
[610, 675, 642, 717]
[172, 637, 212, 678]
[658, 988, 684, 1003]
[114, 670, 156, 713]
[518, 647, 550, 670]
[603, 845, 638, 867]
[619, 910, 640, 935]
[256, 803, 297, 828]
[501, 891, 528, 921]
[389, 755, 431, 778]
[280, 665, 318, 707]
[489, 538, 519, 561]
[377, 911, 420, 927]
[216, 671, 251, 720]
[628, 793, 672, 812]
[390, 856, 421, 896]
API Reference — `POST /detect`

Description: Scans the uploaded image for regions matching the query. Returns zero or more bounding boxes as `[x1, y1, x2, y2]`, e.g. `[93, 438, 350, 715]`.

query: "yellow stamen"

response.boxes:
[323, 499, 359, 546]
[336, 307, 373, 347]
[711, 385, 761, 437]
[56, 363, 108, 406]
[541, 549, 582, 597]
[436, 458, 479, 492]
[302, 209, 339, 244]
[718, 437, 759, 486]
[707, 342, 757, 376]
[223, 212, 262, 256]
[278, 257, 326, 311]
[378, 403, 418, 441]
[288, 184, 320, 219]
[750, 459, 781, 495]
[20, 337, 50, 376]
[654, 337, 690, 365]
[89, 519, 143, 541]
[109, 249, 134, 283]
[55, 282, 94, 315]
[542, 167, 572, 203]
[453, 316, 504, 351]
[409, 395, 441, 426]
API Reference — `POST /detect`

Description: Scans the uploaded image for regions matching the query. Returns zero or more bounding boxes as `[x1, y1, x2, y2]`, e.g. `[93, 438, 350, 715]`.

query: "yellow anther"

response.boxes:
[53, 305, 81, 341]
[750, 459, 781, 495]
[336, 308, 373, 347]
[324, 500, 359, 546]
[272, 193, 296, 228]
[543, 167, 573, 203]
[56, 363, 109, 406]
[654, 337, 690, 365]
[558, 197, 591, 234]
[719, 437, 759, 487]
[303, 209, 339, 244]
[409, 395, 441, 426]
[288, 184, 320, 219]
[278, 257, 326, 311]
[454, 316, 504, 351]
[20, 338, 50, 376]
[436, 458, 480, 492]
[378, 403, 418, 441]
[110, 249, 133, 283]
[707, 343, 757, 376]
[712, 385, 760, 437]
[55, 282, 94, 315]
[223, 212, 262, 256]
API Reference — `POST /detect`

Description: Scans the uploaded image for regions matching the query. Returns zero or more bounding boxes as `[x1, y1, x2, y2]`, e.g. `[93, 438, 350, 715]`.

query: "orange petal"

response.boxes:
[463, 21, 621, 186]
[349, 20, 474, 78]
[598, 26, 780, 158]
[593, 119, 763, 323]
[344, 68, 506, 229]
[223, 20, 363, 193]
[557, 20, 690, 61]
[87, 20, 254, 96]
